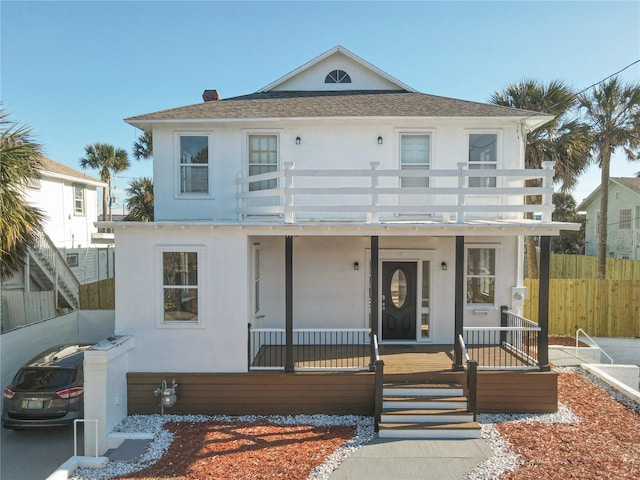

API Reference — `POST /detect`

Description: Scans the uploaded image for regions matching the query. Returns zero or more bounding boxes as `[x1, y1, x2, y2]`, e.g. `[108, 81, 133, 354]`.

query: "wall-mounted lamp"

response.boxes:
[295, 136, 301, 145]
[353, 261, 360, 271]
[377, 136, 383, 145]
[441, 261, 448, 271]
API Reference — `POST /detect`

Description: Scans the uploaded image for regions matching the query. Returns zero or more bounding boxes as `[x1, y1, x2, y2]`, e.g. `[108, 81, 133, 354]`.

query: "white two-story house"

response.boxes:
[98, 47, 577, 441]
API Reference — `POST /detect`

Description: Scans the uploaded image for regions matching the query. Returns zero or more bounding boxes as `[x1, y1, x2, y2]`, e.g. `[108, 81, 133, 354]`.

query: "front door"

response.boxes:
[382, 262, 417, 340]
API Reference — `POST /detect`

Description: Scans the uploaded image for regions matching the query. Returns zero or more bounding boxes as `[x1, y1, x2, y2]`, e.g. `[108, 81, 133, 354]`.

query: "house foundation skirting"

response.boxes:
[126, 370, 558, 416]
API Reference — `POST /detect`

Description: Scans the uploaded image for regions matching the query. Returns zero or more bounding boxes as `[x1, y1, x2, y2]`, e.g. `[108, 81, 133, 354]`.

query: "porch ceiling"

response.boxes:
[103, 219, 579, 237]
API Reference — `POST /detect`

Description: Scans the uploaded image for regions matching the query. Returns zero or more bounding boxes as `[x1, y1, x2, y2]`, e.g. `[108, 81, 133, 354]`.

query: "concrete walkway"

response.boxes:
[329, 438, 492, 480]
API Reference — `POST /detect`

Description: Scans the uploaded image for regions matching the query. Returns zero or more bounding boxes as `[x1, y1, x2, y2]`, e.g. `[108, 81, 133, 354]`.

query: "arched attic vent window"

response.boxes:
[324, 69, 352, 84]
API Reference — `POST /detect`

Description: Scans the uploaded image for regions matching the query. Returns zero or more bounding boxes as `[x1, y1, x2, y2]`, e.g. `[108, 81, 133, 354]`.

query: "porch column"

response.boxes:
[369, 236, 379, 369]
[537, 236, 551, 372]
[285, 235, 294, 372]
[453, 236, 465, 370]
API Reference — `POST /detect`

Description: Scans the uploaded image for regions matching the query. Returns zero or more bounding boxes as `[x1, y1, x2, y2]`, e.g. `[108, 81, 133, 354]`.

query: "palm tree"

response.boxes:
[124, 177, 154, 221]
[79, 143, 130, 222]
[0, 107, 46, 281]
[579, 77, 640, 279]
[132, 130, 152, 161]
[491, 79, 591, 278]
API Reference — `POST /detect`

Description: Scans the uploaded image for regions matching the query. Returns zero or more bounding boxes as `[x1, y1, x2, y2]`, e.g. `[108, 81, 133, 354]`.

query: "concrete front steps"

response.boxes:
[378, 382, 481, 439]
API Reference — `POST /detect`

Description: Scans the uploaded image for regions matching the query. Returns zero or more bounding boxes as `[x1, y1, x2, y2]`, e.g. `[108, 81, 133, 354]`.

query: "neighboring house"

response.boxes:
[579, 177, 640, 260]
[26, 157, 115, 283]
[91, 46, 577, 447]
[1, 158, 110, 332]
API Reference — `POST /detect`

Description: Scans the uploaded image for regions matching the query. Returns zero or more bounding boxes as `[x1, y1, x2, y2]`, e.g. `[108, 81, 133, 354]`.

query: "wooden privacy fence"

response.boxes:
[79, 278, 115, 310]
[523, 278, 640, 338]
[546, 254, 640, 279]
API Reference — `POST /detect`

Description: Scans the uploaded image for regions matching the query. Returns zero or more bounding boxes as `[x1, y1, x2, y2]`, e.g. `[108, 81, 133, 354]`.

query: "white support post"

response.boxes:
[368, 162, 380, 223]
[541, 161, 555, 222]
[457, 162, 467, 224]
[236, 171, 244, 222]
[284, 162, 295, 223]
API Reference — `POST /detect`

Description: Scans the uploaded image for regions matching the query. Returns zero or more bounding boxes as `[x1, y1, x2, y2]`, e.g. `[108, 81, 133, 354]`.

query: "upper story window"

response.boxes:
[466, 247, 495, 304]
[619, 209, 631, 229]
[162, 251, 199, 323]
[179, 135, 209, 195]
[324, 69, 351, 84]
[468, 133, 497, 188]
[248, 134, 278, 191]
[66, 253, 79, 267]
[401, 135, 430, 188]
[73, 185, 85, 215]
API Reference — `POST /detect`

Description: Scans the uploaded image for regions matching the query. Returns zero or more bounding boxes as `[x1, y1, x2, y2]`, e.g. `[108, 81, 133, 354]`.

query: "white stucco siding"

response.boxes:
[114, 226, 249, 373]
[153, 119, 525, 223]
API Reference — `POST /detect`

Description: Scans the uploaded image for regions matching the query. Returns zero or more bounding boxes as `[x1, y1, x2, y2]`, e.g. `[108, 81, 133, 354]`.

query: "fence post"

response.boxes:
[500, 305, 508, 344]
[374, 359, 384, 431]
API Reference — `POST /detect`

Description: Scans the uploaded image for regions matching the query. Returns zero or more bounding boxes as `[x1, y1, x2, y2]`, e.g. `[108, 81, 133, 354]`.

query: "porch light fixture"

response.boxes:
[441, 261, 448, 271]
[295, 136, 301, 145]
[377, 136, 383, 145]
[353, 261, 359, 271]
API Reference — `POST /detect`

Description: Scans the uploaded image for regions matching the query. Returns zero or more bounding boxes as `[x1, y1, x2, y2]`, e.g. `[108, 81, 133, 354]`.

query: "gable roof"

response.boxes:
[125, 45, 554, 130]
[578, 177, 640, 210]
[259, 45, 416, 93]
[39, 157, 106, 188]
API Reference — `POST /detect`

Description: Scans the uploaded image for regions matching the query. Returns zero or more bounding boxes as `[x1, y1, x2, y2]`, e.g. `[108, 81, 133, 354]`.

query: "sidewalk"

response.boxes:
[328, 438, 491, 480]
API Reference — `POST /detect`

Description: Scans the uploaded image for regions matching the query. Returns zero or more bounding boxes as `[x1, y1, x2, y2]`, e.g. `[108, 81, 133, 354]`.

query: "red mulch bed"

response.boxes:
[548, 334, 589, 347]
[496, 372, 640, 479]
[113, 422, 354, 480]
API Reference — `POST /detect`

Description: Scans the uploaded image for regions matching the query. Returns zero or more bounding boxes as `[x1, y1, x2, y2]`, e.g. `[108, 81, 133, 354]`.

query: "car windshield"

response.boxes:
[13, 368, 76, 391]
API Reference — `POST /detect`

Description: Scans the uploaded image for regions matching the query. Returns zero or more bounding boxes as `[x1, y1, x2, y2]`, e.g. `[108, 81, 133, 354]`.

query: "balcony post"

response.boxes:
[537, 235, 551, 371]
[457, 162, 467, 224]
[284, 162, 295, 223]
[285, 235, 294, 372]
[368, 162, 380, 223]
[500, 305, 508, 344]
[541, 161, 555, 223]
[453, 235, 465, 370]
[236, 171, 244, 221]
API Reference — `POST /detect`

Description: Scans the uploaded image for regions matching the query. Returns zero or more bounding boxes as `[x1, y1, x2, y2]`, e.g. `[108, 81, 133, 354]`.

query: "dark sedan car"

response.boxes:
[2, 344, 91, 429]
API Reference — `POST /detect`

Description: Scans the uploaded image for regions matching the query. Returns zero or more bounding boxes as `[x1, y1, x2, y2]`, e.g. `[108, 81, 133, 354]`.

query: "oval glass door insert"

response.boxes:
[390, 269, 408, 308]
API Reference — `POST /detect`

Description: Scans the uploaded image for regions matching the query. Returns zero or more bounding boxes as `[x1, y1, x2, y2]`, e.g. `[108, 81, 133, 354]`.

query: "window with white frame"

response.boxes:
[619, 209, 631, 229]
[248, 134, 278, 191]
[178, 135, 209, 195]
[466, 248, 496, 304]
[401, 135, 430, 187]
[468, 133, 497, 188]
[73, 185, 85, 215]
[66, 253, 79, 267]
[162, 251, 199, 322]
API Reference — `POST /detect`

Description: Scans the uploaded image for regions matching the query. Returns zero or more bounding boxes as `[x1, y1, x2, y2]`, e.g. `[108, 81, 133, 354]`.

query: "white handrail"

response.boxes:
[576, 328, 614, 364]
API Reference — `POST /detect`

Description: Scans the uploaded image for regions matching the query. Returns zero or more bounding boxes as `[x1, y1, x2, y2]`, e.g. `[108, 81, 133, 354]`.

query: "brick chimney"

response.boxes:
[202, 90, 221, 102]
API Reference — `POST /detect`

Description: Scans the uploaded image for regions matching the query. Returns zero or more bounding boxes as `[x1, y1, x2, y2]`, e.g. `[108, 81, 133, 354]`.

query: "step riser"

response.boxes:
[384, 401, 467, 410]
[383, 388, 463, 397]
[378, 429, 482, 440]
[381, 414, 474, 423]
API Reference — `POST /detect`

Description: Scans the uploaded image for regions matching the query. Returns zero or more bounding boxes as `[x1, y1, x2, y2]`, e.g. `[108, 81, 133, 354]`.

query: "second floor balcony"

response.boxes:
[236, 161, 555, 224]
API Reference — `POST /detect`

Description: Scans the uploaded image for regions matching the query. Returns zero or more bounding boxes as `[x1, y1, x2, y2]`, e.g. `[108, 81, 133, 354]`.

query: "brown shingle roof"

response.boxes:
[612, 177, 640, 196]
[125, 90, 549, 123]
[40, 156, 104, 185]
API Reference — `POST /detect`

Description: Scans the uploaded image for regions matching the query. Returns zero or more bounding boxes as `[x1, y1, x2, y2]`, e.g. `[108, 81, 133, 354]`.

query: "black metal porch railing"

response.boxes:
[248, 326, 370, 371]
[463, 310, 541, 370]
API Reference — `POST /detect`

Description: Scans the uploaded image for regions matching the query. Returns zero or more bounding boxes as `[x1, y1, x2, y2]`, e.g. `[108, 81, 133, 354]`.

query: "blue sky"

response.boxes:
[2, 0, 640, 208]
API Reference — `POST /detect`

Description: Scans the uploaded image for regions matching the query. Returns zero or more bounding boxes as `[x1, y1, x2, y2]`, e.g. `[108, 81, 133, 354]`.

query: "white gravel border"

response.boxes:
[70, 414, 375, 480]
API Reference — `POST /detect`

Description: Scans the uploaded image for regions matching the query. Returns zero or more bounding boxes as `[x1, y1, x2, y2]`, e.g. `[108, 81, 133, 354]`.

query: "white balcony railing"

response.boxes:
[237, 161, 555, 223]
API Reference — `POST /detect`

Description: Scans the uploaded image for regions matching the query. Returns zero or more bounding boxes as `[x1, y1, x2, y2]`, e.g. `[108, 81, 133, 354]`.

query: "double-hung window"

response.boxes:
[179, 135, 209, 195]
[468, 133, 497, 188]
[619, 209, 631, 229]
[466, 248, 496, 304]
[401, 135, 430, 188]
[162, 251, 199, 323]
[73, 185, 85, 215]
[248, 135, 278, 191]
